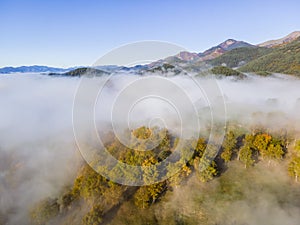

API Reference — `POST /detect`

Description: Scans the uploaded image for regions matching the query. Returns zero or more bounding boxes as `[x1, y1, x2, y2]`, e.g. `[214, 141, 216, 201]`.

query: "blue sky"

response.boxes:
[0, 0, 299, 68]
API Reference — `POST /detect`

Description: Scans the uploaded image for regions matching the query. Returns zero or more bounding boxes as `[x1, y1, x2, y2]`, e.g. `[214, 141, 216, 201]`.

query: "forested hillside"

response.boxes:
[209, 47, 272, 68]
[240, 37, 300, 75]
[29, 124, 300, 225]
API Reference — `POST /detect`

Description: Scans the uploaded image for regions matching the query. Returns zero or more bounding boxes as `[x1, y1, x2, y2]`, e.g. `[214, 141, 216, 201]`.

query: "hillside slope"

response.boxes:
[49, 67, 110, 77]
[209, 47, 272, 68]
[240, 37, 300, 75]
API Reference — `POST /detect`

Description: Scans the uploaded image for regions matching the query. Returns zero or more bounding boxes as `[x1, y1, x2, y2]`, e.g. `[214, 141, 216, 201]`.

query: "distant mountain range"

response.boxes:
[149, 31, 300, 76]
[159, 39, 255, 63]
[49, 67, 109, 77]
[0, 66, 72, 74]
[163, 31, 300, 64]
[0, 64, 147, 75]
[1, 31, 300, 77]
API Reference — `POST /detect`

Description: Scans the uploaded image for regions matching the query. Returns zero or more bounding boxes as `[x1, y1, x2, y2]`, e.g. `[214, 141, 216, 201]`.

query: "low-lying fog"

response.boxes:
[0, 73, 300, 224]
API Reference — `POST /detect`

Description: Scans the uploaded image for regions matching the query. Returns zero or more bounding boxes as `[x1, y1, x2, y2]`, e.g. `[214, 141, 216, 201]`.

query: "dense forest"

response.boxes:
[209, 47, 272, 68]
[210, 66, 244, 77]
[239, 37, 300, 76]
[49, 68, 109, 77]
[28, 124, 300, 225]
[205, 37, 300, 76]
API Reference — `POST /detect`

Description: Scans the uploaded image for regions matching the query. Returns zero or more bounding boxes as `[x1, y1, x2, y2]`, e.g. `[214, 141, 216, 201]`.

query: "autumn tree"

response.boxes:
[253, 133, 271, 159]
[167, 162, 192, 187]
[194, 137, 207, 158]
[252, 133, 285, 164]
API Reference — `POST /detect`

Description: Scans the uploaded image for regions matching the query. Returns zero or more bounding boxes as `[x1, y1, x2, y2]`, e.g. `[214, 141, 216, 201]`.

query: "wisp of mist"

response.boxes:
[0, 73, 300, 224]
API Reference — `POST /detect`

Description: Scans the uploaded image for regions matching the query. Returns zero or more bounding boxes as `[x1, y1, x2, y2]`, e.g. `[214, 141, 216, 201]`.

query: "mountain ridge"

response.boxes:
[240, 36, 300, 75]
[174, 39, 255, 62]
[258, 31, 300, 48]
[0, 65, 73, 74]
[1, 31, 300, 76]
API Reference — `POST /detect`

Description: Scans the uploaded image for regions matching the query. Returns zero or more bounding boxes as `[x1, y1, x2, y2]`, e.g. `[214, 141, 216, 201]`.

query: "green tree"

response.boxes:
[288, 156, 300, 182]
[134, 186, 151, 209]
[211, 66, 243, 76]
[194, 157, 218, 182]
[266, 142, 284, 162]
[295, 140, 300, 153]
[288, 140, 300, 182]
[142, 157, 159, 185]
[221, 131, 237, 163]
[82, 205, 103, 225]
[252, 133, 285, 164]
[239, 145, 254, 168]
[156, 128, 171, 153]
[141, 157, 166, 203]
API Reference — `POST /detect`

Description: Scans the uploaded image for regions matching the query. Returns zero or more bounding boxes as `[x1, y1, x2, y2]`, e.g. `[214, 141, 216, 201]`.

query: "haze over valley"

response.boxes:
[1, 1, 300, 224]
[1, 67, 300, 224]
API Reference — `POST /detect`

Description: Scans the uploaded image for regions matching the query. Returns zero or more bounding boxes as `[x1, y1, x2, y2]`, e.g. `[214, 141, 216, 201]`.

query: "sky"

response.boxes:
[0, 0, 299, 68]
